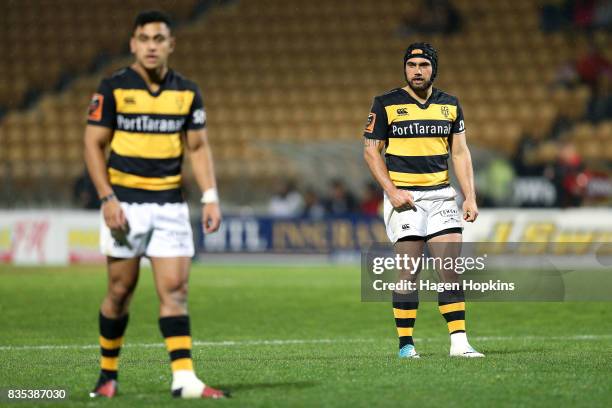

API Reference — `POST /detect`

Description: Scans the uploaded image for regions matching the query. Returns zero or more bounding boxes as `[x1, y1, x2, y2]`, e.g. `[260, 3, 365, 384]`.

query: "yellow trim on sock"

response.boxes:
[439, 302, 465, 315]
[393, 308, 417, 319]
[165, 336, 192, 352]
[99, 336, 123, 350]
[397, 327, 414, 337]
[100, 356, 119, 371]
[171, 358, 194, 372]
[448, 320, 466, 333]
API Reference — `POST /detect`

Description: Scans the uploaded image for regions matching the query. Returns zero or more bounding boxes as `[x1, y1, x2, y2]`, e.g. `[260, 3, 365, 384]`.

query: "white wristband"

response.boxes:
[201, 188, 219, 204]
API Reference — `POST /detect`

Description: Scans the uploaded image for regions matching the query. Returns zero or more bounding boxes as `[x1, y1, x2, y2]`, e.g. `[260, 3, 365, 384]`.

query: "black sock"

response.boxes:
[98, 312, 129, 381]
[438, 289, 466, 335]
[159, 315, 194, 374]
[392, 291, 419, 349]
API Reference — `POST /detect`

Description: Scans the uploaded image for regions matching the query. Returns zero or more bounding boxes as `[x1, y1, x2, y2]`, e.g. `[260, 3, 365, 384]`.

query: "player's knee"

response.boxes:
[173, 282, 189, 303]
[108, 281, 135, 304]
[102, 282, 135, 316]
[162, 279, 189, 305]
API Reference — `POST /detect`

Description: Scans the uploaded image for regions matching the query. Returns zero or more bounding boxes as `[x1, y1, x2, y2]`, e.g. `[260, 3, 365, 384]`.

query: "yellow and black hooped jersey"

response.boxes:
[87, 67, 206, 203]
[364, 87, 465, 190]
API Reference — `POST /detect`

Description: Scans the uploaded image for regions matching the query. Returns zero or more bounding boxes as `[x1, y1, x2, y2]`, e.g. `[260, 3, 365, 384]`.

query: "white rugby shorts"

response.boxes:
[100, 202, 195, 258]
[383, 186, 463, 243]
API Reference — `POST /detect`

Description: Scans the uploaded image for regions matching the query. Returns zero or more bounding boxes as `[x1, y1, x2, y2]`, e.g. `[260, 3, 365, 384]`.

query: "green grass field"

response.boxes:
[1, 264, 611, 407]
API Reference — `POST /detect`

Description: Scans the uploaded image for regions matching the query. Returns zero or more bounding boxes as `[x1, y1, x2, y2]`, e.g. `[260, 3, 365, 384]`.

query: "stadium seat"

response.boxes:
[1, 0, 609, 205]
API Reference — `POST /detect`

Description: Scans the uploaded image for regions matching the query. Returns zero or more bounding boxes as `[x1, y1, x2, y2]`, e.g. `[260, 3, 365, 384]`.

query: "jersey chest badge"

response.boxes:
[175, 95, 185, 111]
[441, 105, 449, 118]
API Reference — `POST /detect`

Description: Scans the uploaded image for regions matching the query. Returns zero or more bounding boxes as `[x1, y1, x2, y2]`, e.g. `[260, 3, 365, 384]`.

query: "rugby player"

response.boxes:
[84, 10, 227, 398]
[363, 43, 484, 358]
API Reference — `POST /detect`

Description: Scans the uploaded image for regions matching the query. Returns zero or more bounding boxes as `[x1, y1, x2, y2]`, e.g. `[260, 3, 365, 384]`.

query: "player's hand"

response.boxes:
[462, 198, 478, 222]
[102, 198, 127, 230]
[202, 203, 222, 234]
[388, 188, 416, 212]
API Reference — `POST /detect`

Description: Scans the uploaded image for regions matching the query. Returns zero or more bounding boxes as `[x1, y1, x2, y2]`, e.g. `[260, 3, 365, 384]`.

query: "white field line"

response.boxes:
[0, 334, 611, 352]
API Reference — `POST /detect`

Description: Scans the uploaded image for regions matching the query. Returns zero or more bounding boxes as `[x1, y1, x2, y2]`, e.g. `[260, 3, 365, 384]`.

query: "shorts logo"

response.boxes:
[396, 108, 409, 116]
[440, 208, 458, 217]
[441, 105, 449, 118]
[88, 93, 104, 121]
[401, 224, 410, 230]
[440, 208, 460, 224]
[365, 112, 376, 133]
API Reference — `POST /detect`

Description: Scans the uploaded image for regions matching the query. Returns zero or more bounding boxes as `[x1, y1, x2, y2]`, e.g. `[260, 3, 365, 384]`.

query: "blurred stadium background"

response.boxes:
[0, 0, 610, 264]
[1, 0, 611, 205]
[0, 0, 612, 262]
[1, 1, 611, 406]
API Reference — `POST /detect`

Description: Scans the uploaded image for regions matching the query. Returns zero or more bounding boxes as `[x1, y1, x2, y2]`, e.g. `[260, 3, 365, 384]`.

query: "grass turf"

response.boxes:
[0, 264, 611, 407]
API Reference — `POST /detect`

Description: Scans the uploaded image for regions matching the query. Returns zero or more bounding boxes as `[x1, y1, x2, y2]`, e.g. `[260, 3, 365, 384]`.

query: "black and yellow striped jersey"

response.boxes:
[364, 87, 465, 190]
[87, 67, 206, 203]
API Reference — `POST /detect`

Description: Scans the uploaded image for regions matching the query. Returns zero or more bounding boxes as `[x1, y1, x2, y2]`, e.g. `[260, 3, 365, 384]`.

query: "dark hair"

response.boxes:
[133, 10, 173, 33]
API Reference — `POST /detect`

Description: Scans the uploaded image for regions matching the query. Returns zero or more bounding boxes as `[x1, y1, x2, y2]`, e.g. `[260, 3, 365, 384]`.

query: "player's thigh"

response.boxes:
[427, 232, 462, 283]
[145, 203, 194, 258]
[150, 256, 191, 299]
[427, 231, 462, 257]
[383, 193, 427, 242]
[424, 187, 462, 238]
[100, 203, 153, 258]
[394, 239, 426, 280]
[106, 256, 141, 296]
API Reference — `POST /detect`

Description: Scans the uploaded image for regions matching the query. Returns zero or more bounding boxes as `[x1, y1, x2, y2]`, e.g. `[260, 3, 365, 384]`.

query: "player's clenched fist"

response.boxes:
[202, 203, 222, 233]
[462, 198, 478, 222]
[102, 198, 127, 230]
[387, 188, 416, 212]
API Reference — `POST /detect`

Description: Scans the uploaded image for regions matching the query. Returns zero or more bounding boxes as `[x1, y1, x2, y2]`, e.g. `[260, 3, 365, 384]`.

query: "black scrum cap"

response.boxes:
[403, 42, 438, 83]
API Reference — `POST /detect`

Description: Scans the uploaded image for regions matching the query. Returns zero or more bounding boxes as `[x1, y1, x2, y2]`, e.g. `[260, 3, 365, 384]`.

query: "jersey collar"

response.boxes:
[399, 87, 437, 109]
[127, 66, 172, 97]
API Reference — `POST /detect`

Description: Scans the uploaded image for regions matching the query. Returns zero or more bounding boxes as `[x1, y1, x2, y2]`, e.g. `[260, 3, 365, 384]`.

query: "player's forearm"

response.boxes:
[364, 145, 397, 195]
[452, 149, 476, 201]
[189, 144, 217, 193]
[84, 138, 113, 199]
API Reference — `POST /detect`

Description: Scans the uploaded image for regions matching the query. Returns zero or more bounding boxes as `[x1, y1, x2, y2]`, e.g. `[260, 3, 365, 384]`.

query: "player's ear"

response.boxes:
[129, 36, 137, 54]
[168, 36, 176, 53]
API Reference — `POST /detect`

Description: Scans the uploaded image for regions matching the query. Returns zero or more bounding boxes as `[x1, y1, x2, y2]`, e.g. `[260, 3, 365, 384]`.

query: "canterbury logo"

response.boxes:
[397, 108, 408, 115]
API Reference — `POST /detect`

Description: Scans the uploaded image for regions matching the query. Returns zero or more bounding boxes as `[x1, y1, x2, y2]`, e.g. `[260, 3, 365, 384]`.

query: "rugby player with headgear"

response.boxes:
[363, 43, 484, 358]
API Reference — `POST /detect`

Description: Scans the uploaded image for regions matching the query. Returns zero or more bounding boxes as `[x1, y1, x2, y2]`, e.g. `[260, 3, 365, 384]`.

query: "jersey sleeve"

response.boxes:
[185, 85, 206, 131]
[87, 79, 116, 128]
[452, 101, 466, 134]
[363, 97, 388, 140]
